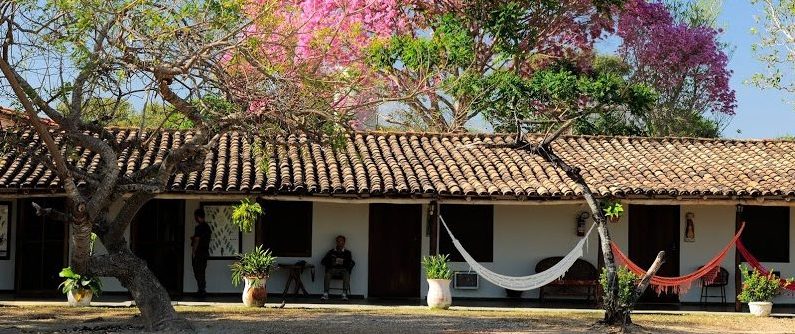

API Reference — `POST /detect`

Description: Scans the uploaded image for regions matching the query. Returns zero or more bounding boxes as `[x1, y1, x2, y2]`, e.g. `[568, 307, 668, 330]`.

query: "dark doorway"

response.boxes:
[368, 204, 422, 298]
[629, 204, 680, 303]
[131, 199, 185, 296]
[15, 198, 68, 295]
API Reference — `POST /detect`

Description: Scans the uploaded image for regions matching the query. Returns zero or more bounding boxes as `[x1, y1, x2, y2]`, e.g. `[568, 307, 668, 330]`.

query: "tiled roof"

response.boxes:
[1, 129, 795, 200]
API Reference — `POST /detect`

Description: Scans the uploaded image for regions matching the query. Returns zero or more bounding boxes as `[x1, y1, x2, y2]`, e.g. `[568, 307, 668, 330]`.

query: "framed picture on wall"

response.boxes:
[200, 202, 243, 259]
[0, 202, 10, 260]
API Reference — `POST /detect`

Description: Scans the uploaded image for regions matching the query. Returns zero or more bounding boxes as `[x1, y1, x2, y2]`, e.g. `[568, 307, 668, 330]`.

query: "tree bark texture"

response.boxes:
[96, 247, 193, 332]
[532, 139, 665, 326]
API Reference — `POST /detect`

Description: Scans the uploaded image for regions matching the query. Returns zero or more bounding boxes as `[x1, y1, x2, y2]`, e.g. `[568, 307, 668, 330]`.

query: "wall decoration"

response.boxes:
[684, 212, 695, 242]
[202, 203, 243, 259]
[0, 202, 10, 260]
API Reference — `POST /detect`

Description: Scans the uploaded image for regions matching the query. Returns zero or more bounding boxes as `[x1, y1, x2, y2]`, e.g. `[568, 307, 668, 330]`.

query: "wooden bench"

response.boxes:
[535, 257, 599, 303]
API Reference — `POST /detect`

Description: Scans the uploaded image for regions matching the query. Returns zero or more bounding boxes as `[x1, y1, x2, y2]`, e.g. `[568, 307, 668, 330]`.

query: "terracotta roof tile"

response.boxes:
[2, 129, 795, 200]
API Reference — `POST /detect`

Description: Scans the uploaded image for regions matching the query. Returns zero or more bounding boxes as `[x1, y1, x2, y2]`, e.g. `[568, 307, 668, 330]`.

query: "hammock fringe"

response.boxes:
[610, 222, 745, 295]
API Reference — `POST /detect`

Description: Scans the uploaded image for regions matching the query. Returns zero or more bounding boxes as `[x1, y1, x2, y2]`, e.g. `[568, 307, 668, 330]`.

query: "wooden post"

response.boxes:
[429, 200, 439, 255]
[734, 204, 743, 312]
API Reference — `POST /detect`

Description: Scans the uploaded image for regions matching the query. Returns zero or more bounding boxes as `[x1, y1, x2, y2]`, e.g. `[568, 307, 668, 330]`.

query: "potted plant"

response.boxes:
[422, 254, 453, 309]
[58, 233, 102, 306]
[230, 245, 277, 307]
[602, 199, 624, 223]
[737, 265, 792, 316]
[58, 267, 102, 307]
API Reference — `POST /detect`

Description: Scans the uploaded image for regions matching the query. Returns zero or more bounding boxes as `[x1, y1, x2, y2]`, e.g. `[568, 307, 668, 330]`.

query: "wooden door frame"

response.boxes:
[14, 198, 68, 295]
[367, 203, 422, 299]
[130, 199, 185, 296]
[628, 204, 680, 303]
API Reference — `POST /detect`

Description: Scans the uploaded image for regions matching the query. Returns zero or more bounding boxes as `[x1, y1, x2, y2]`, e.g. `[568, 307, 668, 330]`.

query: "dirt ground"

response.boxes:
[0, 305, 793, 334]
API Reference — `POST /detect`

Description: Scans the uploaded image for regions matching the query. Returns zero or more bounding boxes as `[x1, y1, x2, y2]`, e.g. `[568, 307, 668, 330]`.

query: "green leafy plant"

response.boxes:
[58, 232, 102, 295]
[737, 265, 792, 303]
[422, 254, 453, 280]
[601, 199, 624, 221]
[58, 267, 102, 296]
[230, 245, 277, 287]
[232, 198, 263, 233]
[600, 265, 637, 307]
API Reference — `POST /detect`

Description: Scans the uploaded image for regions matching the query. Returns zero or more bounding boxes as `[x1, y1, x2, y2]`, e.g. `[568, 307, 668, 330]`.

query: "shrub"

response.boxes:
[230, 245, 277, 286]
[737, 265, 790, 303]
[422, 254, 453, 280]
[600, 265, 637, 307]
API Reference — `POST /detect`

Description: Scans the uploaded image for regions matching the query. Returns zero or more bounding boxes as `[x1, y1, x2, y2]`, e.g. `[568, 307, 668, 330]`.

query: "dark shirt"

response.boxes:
[321, 248, 354, 271]
[193, 223, 212, 257]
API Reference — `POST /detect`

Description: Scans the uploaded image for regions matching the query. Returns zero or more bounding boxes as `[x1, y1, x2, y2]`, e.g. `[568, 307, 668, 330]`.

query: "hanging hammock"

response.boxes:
[610, 222, 745, 295]
[735, 239, 795, 292]
[439, 215, 597, 291]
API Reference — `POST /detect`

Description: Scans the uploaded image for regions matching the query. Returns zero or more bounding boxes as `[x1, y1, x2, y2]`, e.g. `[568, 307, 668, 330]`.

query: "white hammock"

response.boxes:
[439, 215, 596, 291]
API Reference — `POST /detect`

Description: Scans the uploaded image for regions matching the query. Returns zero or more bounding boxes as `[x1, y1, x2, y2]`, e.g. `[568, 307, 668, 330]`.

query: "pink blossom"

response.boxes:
[617, 0, 736, 115]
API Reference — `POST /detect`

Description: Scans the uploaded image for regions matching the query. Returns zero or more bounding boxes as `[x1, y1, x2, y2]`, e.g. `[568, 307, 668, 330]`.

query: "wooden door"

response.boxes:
[15, 198, 68, 295]
[368, 204, 422, 298]
[131, 199, 185, 296]
[629, 204, 680, 303]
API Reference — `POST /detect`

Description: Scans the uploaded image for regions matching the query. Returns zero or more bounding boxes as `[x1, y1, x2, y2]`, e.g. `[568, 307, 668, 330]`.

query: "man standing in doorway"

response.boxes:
[191, 208, 212, 297]
[321, 235, 354, 301]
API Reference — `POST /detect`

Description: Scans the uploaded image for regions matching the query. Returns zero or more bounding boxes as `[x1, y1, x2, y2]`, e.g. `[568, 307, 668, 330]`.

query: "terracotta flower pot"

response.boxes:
[242, 277, 268, 307]
[749, 301, 773, 317]
[67, 288, 93, 307]
[426, 279, 452, 309]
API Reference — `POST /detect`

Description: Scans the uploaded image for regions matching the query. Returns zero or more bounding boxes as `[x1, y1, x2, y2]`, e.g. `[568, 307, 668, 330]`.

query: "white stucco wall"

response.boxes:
[260, 202, 370, 297]
[182, 200, 256, 293]
[0, 199, 17, 290]
[187, 200, 370, 296]
[434, 203, 600, 299]
[619, 204, 795, 304]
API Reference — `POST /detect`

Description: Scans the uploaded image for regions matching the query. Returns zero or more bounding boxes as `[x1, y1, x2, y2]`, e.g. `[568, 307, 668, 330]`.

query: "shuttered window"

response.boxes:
[257, 200, 313, 257]
[438, 204, 494, 262]
[741, 206, 789, 263]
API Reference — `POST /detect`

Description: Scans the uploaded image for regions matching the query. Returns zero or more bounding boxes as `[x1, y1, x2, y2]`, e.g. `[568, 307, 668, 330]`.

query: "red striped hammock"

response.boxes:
[610, 222, 745, 295]
[735, 239, 795, 292]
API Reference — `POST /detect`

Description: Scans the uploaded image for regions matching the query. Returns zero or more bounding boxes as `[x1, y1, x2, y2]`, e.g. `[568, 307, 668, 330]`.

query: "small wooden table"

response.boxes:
[278, 263, 315, 297]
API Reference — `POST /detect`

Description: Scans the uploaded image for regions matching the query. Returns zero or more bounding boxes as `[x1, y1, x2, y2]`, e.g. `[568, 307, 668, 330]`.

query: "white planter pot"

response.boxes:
[67, 289, 93, 307]
[748, 301, 773, 317]
[426, 279, 452, 310]
[242, 277, 268, 307]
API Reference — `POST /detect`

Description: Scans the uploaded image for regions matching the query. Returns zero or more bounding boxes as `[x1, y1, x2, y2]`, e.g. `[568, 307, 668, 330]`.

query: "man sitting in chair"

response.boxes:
[321, 235, 354, 300]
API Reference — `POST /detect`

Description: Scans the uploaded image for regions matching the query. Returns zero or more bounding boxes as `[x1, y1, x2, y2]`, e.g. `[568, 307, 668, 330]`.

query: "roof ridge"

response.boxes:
[355, 130, 795, 143]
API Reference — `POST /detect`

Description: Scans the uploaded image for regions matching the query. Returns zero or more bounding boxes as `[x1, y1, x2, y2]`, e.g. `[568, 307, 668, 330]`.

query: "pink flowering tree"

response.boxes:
[577, 0, 736, 137]
[0, 0, 409, 331]
[227, 0, 411, 130]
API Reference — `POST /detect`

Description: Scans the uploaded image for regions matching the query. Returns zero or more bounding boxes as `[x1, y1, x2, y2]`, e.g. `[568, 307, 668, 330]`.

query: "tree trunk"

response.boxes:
[622, 251, 665, 326]
[95, 246, 194, 332]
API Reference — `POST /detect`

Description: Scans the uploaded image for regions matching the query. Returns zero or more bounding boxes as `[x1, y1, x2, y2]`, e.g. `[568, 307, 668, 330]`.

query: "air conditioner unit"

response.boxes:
[453, 271, 479, 289]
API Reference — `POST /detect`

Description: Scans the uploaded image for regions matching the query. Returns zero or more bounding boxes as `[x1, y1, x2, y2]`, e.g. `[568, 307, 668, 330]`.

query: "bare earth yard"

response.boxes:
[0, 305, 793, 334]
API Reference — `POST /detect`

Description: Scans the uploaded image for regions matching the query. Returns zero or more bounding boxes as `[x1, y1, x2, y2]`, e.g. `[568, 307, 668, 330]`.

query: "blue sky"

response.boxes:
[718, 1, 795, 138]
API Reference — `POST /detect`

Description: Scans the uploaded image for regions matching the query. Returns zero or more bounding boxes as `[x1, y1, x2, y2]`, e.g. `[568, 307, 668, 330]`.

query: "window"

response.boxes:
[256, 200, 313, 257]
[438, 204, 493, 262]
[741, 206, 790, 263]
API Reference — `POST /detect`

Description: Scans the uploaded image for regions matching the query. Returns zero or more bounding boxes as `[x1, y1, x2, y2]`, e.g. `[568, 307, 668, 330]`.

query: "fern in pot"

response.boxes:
[59, 233, 102, 307]
[422, 254, 453, 309]
[230, 245, 277, 307]
[738, 265, 793, 316]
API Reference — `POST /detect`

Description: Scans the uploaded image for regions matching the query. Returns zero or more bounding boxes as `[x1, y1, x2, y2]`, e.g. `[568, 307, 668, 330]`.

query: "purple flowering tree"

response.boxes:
[613, 0, 736, 136]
